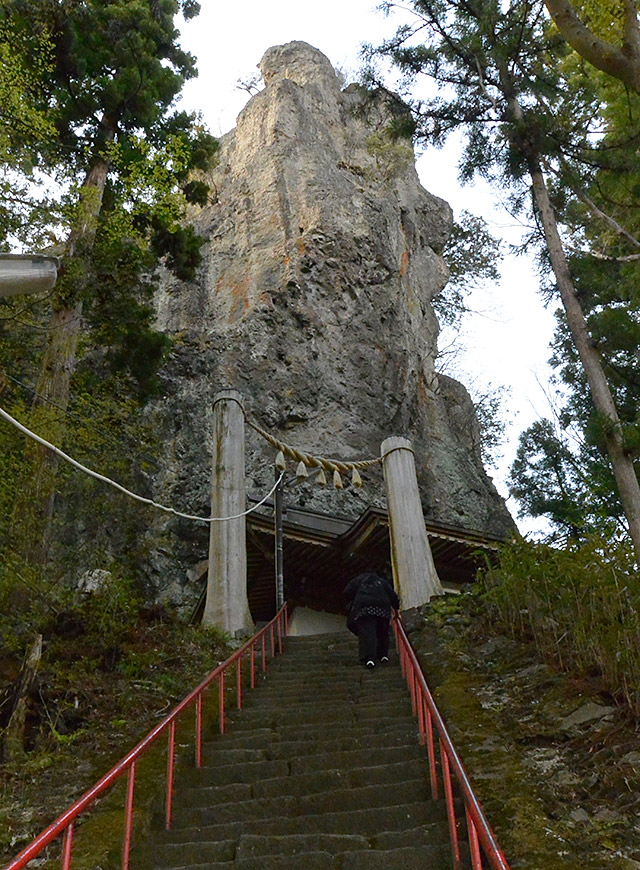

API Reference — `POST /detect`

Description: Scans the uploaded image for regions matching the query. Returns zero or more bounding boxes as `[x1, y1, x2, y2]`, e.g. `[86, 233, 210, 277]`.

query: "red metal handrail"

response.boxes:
[392, 614, 511, 870]
[4, 604, 289, 870]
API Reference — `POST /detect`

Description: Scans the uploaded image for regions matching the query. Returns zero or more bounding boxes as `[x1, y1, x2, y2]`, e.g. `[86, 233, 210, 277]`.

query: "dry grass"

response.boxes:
[479, 535, 640, 714]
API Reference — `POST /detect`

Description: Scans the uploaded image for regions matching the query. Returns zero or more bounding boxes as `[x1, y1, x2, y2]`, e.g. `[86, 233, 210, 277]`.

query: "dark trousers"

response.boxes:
[357, 615, 391, 663]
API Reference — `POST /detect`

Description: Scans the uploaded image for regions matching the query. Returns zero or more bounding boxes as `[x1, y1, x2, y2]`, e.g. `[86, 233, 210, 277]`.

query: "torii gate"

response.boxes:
[204, 388, 442, 635]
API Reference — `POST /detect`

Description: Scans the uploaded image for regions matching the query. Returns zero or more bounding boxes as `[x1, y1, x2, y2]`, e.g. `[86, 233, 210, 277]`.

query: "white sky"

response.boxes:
[177, 1, 559, 535]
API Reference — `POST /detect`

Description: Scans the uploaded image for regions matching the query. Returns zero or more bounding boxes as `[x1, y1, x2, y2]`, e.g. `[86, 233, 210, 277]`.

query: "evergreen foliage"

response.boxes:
[0, 1, 218, 625]
[437, 210, 503, 327]
[510, 63, 640, 537]
[370, 1, 640, 552]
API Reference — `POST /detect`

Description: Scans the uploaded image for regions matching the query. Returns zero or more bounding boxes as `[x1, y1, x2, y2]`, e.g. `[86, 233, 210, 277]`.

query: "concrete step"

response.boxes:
[184, 745, 426, 787]
[135, 629, 453, 870]
[235, 694, 409, 712]
[239, 686, 410, 705]
[180, 759, 428, 802]
[222, 703, 411, 730]
[152, 834, 367, 867]
[202, 725, 420, 755]
[202, 724, 419, 756]
[151, 845, 451, 870]
[220, 712, 415, 736]
[184, 742, 425, 780]
[152, 833, 451, 867]
[254, 674, 401, 690]
[267, 655, 400, 679]
[284, 633, 352, 643]
[159, 801, 447, 843]
[337, 845, 451, 870]
[172, 779, 429, 826]
[150, 850, 334, 869]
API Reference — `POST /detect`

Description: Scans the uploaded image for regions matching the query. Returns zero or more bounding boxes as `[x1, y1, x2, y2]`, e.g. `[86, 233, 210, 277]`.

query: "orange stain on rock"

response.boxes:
[401, 250, 410, 276]
[217, 273, 251, 323]
[419, 378, 428, 405]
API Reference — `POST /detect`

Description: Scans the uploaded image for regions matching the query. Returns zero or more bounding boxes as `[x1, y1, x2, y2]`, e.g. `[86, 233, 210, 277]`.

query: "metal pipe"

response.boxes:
[0, 254, 58, 298]
[467, 808, 483, 870]
[122, 762, 136, 869]
[60, 822, 74, 870]
[165, 722, 176, 831]
[251, 642, 256, 689]
[274, 468, 284, 610]
[219, 672, 226, 734]
[195, 695, 203, 769]
[441, 743, 462, 866]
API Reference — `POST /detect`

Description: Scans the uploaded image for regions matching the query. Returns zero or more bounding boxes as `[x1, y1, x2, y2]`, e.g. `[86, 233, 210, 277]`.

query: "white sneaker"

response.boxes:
[366, 660, 375, 669]
[380, 656, 389, 663]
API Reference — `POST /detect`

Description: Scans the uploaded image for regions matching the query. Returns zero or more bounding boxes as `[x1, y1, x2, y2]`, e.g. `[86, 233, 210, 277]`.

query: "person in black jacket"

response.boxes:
[344, 571, 400, 668]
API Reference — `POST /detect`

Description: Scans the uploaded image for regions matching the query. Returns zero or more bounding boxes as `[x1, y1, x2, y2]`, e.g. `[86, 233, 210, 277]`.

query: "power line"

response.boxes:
[0, 403, 283, 524]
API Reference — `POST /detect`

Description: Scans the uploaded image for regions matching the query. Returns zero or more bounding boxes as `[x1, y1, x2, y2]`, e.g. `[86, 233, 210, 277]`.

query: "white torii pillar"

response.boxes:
[203, 389, 253, 635]
[381, 436, 443, 608]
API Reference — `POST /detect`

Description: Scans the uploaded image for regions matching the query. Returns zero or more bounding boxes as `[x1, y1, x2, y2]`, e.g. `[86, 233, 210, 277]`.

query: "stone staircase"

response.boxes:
[146, 632, 453, 869]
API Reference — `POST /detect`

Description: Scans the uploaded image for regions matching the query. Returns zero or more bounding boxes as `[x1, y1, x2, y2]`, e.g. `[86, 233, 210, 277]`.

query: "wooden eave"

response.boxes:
[242, 501, 505, 620]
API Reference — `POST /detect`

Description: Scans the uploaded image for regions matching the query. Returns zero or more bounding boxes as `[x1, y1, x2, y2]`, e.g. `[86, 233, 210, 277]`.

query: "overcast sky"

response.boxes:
[177, 1, 559, 534]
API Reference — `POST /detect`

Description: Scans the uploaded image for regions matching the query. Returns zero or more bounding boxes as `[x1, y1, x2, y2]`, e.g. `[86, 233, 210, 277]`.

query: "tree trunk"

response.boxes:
[3, 634, 42, 764]
[528, 159, 640, 564]
[9, 135, 113, 576]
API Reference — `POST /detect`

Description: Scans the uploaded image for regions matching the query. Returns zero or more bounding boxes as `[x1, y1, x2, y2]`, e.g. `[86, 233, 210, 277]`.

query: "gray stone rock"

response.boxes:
[147, 41, 514, 599]
[621, 751, 640, 767]
[559, 702, 616, 732]
[514, 663, 550, 681]
[569, 808, 589, 823]
[77, 568, 111, 594]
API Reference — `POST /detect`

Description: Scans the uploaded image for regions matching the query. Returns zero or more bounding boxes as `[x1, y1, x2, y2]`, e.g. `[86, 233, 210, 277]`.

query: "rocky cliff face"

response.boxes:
[148, 41, 512, 597]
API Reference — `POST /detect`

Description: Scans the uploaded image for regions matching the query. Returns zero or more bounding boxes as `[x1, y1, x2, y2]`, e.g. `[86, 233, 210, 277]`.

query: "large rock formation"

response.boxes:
[148, 41, 513, 598]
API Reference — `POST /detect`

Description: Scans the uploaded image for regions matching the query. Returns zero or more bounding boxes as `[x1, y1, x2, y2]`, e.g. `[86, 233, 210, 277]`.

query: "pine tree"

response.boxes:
[3, 0, 217, 576]
[370, 0, 640, 561]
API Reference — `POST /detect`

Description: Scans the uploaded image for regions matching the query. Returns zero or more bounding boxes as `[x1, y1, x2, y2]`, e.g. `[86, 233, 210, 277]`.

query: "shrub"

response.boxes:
[479, 535, 640, 713]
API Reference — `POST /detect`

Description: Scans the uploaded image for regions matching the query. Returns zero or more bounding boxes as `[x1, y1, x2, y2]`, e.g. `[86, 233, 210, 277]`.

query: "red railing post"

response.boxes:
[219, 672, 226, 734]
[122, 762, 136, 870]
[195, 693, 203, 768]
[467, 807, 483, 870]
[277, 614, 283, 653]
[270, 623, 275, 658]
[426, 706, 439, 800]
[409, 664, 418, 716]
[237, 656, 243, 710]
[61, 822, 74, 870]
[261, 634, 267, 673]
[165, 721, 176, 831]
[417, 688, 426, 744]
[441, 740, 462, 868]
[250, 641, 256, 689]
[399, 638, 407, 680]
